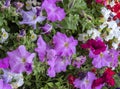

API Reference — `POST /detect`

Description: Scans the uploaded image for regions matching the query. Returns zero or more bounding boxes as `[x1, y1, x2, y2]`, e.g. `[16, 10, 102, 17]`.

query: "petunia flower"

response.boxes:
[0, 79, 12, 89]
[73, 72, 104, 89]
[81, 37, 106, 55]
[95, 0, 108, 5]
[35, 35, 47, 62]
[0, 28, 9, 43]
[42, 0, 65, 22]
[1, 69, 24, 89]
[7, 45, 35, 74]
[92, 68, 115, 88]
[0, 57, 9, 69]
[19, 7, 46, 29]
[53, 32, 78, 57]
[47, 49, 71, 77]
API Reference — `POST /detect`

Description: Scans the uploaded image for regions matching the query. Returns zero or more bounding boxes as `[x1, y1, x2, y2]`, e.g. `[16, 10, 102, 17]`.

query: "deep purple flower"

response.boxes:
[7, 45, 35, 74]
[18, 29, 26, 38]
[19, 7, 46, 29]
[73, 56, 86, 68]
[35, 35, 47, 62]
[0, 79, 12, 89]
[81, 37, 106, 55]
[25, 63, 32, 73]
[41, 24, 52, 34]
[4, 0, 11, 7]
[42, 0, 65, 22]
[73, 72, 104, 89]
[53, 32, 78, 57]
[0, 57, 9, 69]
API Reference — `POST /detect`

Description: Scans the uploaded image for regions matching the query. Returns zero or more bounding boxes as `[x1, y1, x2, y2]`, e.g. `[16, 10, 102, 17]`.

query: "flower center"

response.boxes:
[2, 33, 7, 38]
[22, 58, 26, 63]
[100, 52, 103, 58]
[33, 15, 37, 20]
[85, 79, 89, 84]
[64, 42, 69, 48]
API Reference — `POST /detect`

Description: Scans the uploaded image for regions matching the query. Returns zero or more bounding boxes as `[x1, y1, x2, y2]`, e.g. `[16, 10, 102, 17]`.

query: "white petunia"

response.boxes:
[0, 28, 9, 43]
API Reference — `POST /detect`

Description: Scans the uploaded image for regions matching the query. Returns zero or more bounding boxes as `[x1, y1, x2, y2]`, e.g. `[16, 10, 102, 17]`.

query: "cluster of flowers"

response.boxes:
[0, 45, 35, 89]
[1, 0, 120, 89]
[68, 0, 120, 89]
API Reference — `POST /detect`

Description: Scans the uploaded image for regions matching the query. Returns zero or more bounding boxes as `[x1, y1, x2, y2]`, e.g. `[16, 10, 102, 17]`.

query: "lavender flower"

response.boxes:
[7, 45, 35, 74]
[73, 72, 104, 89]
[19, 7, 46, 29]
[4, 0, 11, 7]
[47, 49, 71, 77]
[0, 79, 12, 89]
[53, 32, 78, 57]
[35, 35, 47, 62]
[42, 0, 65, 22]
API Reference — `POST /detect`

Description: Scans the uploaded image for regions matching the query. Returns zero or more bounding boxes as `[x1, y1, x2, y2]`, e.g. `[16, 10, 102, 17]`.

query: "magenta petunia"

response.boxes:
[0, 57, 9, 69]
[7, 45, 35, 74]
[81, 37, 106, 55]
[53, 32, 78, 57]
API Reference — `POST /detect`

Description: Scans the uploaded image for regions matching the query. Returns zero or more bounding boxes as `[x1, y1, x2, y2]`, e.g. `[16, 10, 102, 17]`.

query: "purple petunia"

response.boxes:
[89, 48, 120, 69]
[35, 35, 47, 62]
[90, 50, 110, 69]
[42, 0, 65, 22]
[7, 45, 35, 74]
[0, 79, 12, 89]
[53, 32, 78, 57]
[41, 24, 52, 34]
[19, 7, 46, 29]
[47, 49, 71, 77]
[0, 57, 9, 69]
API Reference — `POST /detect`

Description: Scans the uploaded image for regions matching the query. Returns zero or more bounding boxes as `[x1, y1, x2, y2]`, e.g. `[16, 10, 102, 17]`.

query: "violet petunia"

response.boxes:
[53, 32, 78, 57]
[41, 24, 52, 34]
[7, 45, 35, 74]
[90, 50, 110, 69]
[73, 72, 104, 89]
[107, 48, 120, 69]
[0, 79, 12, 89]
[42, 0, 65, 22]
[47, 49, 71, 77]
[0, 57, 9, 69]
[35, 35, 47, 62]
[19, 7, 46, 29]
